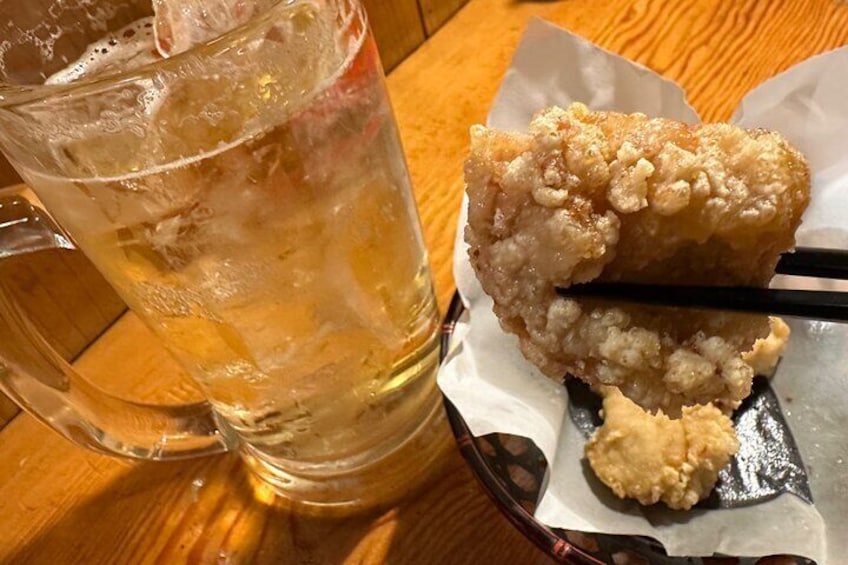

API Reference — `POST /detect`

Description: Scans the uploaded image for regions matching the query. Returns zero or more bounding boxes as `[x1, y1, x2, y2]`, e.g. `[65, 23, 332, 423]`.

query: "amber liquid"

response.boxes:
[21, 9, 440, 476]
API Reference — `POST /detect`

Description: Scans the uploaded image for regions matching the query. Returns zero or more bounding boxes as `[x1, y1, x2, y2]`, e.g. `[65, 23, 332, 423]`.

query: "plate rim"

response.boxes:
[439, 291, 604, 565]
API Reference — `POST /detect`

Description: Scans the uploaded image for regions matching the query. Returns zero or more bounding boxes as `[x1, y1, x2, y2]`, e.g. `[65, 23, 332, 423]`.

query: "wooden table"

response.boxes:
[2, 1, 848, 563]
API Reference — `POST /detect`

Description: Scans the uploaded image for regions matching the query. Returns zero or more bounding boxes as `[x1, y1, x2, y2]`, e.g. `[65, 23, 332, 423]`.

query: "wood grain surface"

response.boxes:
[362, 0, 427, 71]
[0, 393, 18, 429]
[0, 155, 21, 189]
[418, 0, 468, 35]
[2, 0, 848, 563]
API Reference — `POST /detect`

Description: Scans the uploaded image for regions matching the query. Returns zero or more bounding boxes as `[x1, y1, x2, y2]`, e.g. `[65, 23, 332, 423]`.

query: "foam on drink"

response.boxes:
[45, 18, 160, 85]
[44, 0, 360, 184]
[46, 0, 282, 84]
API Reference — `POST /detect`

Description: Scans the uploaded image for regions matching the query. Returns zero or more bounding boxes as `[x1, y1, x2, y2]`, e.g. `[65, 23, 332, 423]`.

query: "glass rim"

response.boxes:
[0, 0, 310, 110]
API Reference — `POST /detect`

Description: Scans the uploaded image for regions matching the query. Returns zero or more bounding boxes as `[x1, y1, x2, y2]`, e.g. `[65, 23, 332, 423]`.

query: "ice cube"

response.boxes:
[152, 0, 277, 57]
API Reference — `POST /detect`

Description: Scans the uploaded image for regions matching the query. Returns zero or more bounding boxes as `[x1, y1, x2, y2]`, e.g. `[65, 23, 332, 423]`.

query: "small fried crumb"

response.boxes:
[585, 388, 739, 510]
[743, 317, 791, 376]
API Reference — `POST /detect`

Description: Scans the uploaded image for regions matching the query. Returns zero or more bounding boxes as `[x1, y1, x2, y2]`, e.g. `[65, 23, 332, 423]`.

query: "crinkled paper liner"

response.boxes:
[438, 18, 848, 564]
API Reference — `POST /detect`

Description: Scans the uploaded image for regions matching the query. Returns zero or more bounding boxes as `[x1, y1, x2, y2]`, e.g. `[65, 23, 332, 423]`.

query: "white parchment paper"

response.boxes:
[438, 18, 848, 563]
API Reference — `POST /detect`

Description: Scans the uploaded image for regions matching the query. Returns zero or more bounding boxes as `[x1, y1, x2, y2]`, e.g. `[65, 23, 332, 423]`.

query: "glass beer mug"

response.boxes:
[0, 0, 445, 508]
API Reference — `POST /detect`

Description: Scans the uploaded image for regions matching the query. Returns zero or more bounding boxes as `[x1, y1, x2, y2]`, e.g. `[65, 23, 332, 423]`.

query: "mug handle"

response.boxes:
[0, 190, 236, 459]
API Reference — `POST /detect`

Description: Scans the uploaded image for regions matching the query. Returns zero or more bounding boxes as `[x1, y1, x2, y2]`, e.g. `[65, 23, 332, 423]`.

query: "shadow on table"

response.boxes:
[6, 453, 380, 564]
[7, 425, 555, 564]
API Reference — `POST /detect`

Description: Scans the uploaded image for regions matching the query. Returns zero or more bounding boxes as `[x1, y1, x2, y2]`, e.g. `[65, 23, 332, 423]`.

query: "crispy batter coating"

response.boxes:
[465, 103, 809, 415]
[585, 387, 739, 510]
[743, 316, 791, 376]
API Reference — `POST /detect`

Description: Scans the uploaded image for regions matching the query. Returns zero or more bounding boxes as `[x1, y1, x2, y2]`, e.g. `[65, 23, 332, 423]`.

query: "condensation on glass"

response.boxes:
[0, 0, 444, 508]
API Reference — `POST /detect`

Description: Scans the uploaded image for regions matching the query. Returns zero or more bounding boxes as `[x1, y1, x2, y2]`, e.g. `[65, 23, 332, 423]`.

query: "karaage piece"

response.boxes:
[465, 103, 809, 415]
[585, 387, 739, 510]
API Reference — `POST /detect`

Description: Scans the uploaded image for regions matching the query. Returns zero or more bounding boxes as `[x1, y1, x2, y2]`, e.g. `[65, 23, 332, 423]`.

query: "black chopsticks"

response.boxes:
[556, 247, 848, 322]
[774, 247, 848, 280]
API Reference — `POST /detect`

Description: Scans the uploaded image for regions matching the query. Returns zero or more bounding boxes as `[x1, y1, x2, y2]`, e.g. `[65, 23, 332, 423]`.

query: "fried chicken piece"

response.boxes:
[585, 387, 739, 510]
[465, 103, 809, 415]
